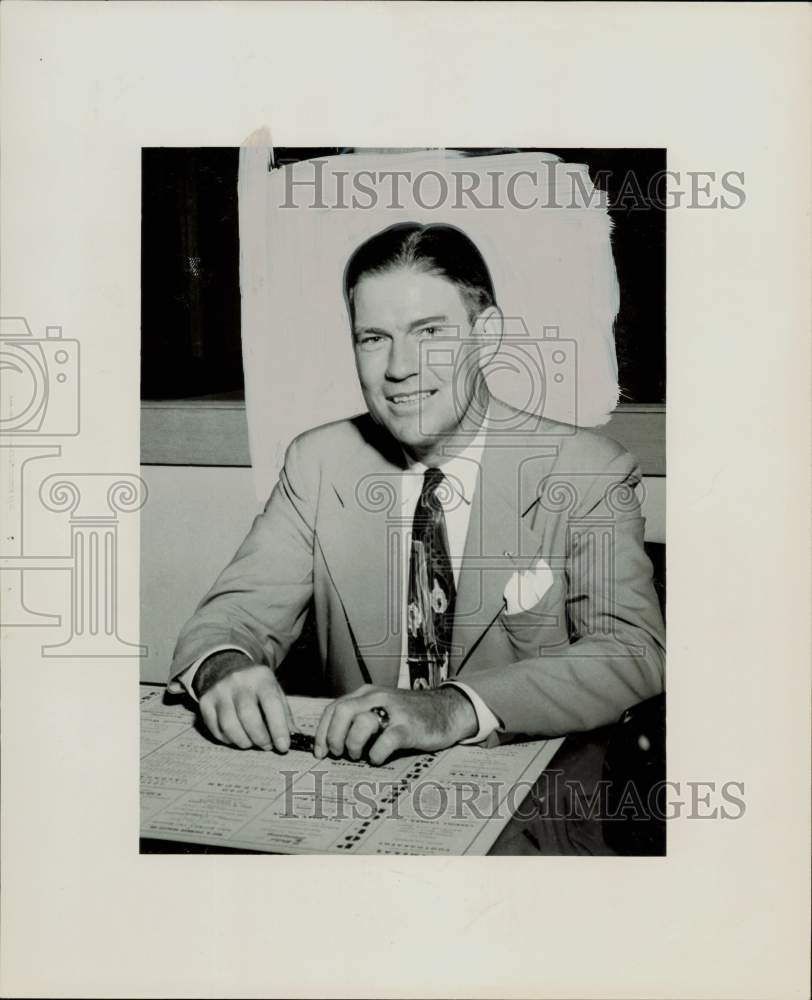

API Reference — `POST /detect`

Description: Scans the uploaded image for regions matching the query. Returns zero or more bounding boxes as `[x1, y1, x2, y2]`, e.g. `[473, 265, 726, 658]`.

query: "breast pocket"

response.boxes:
[500, 569, 570, 658]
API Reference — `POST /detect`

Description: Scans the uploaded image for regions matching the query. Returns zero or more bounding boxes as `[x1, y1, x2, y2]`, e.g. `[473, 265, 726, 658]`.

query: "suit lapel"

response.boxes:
[316, 419, 405, 687]
[451, 406, 559, 674]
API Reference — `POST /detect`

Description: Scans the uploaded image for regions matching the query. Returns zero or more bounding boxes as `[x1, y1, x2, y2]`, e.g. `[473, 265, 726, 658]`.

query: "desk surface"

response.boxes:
[140, 685, 564, 856]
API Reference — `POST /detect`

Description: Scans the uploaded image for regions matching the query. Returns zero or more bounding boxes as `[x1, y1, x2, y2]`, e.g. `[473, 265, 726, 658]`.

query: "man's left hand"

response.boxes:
[313, 685, 478, 765]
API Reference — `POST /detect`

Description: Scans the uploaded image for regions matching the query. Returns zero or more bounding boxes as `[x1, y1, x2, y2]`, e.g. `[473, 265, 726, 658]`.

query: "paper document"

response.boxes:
[140, 685, 563, 855]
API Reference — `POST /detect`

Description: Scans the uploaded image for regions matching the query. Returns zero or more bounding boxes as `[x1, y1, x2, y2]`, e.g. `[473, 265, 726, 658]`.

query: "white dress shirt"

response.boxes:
[177, 418, 502, 744]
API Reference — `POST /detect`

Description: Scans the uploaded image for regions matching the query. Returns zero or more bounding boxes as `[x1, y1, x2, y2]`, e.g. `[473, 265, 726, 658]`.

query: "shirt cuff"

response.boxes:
[442, 681, 502, 744]
[169, 645, 254, 702]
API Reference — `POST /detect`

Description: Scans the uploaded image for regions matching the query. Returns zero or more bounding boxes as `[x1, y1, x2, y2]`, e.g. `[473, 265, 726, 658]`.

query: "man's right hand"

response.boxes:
[193, 650, 295, 752]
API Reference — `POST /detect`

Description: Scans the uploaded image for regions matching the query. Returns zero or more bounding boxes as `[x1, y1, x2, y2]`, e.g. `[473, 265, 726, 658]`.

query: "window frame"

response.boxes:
[140, 400, 664, 476]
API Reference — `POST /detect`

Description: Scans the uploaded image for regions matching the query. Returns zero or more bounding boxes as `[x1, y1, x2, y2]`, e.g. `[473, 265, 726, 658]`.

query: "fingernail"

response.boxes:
[278, 737, 289, 753]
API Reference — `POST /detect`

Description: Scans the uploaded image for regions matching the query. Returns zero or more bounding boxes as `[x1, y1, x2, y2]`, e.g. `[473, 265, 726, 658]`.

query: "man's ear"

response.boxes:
[472, 305, 503, 369]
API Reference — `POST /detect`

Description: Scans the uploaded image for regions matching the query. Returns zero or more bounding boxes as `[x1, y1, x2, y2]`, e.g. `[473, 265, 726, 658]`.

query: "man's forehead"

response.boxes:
[353, 269, 468, 327]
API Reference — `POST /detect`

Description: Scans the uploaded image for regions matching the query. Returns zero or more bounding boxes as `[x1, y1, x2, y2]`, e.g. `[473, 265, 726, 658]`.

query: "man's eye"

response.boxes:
[419, 326, 439, 338]
[358, 335, 384, 350]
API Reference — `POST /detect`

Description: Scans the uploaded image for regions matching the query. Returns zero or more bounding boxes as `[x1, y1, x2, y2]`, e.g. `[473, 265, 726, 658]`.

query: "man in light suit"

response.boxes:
[168, 222, 664, 770]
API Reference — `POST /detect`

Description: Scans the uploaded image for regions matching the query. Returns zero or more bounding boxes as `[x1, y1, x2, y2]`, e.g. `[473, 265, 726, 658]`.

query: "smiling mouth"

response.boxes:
[386, 390, 437, 406]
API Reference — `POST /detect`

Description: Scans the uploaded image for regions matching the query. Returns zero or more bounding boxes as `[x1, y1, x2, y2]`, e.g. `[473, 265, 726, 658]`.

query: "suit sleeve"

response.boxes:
[462, 444, 665, 737]
[167, 434, 317, 688]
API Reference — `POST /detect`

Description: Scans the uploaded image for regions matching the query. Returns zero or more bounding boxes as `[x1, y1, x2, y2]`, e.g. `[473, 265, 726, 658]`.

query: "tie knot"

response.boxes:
[423, 466, 445, 491]
[419, 467, 446, 511]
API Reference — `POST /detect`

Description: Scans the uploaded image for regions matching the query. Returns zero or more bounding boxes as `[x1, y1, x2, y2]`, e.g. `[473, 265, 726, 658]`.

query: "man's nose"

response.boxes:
[385, 337, 419, 382]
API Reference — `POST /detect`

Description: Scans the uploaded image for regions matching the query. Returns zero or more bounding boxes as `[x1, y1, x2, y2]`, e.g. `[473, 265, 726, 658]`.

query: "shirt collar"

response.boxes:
[400, 408, 490, 507]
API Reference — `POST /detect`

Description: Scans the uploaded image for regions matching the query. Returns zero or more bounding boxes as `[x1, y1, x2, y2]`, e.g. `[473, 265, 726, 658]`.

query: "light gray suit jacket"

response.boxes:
[169, 399, 665, 737]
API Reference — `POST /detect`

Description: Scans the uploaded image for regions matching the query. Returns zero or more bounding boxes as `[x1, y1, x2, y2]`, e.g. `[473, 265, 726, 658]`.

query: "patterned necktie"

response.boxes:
[406, 467, 456, 689]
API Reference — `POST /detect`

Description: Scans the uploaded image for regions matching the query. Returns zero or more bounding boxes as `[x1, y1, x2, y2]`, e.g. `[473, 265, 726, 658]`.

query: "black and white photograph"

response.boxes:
[139, 146, 668, 857]
[1, 4, 809, 998]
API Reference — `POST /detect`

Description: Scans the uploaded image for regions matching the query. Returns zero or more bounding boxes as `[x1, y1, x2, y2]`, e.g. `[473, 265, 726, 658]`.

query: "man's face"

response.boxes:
[351, 267, 483, 460]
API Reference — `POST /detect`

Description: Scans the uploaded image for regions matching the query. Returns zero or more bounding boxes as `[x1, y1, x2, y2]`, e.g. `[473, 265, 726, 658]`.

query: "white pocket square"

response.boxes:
[503, 558, 554, 615]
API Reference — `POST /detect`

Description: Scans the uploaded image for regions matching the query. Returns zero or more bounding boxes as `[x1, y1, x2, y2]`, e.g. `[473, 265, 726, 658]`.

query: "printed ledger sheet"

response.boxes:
[141, 685, 563, 855]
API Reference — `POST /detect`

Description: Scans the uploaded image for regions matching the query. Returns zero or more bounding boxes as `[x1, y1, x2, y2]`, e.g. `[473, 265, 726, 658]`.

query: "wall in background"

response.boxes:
[140, 465, 257, 682]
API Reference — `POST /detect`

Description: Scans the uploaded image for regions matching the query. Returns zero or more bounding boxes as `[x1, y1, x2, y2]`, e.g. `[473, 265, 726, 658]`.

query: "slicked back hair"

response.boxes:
[344, 223, 497, 323]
